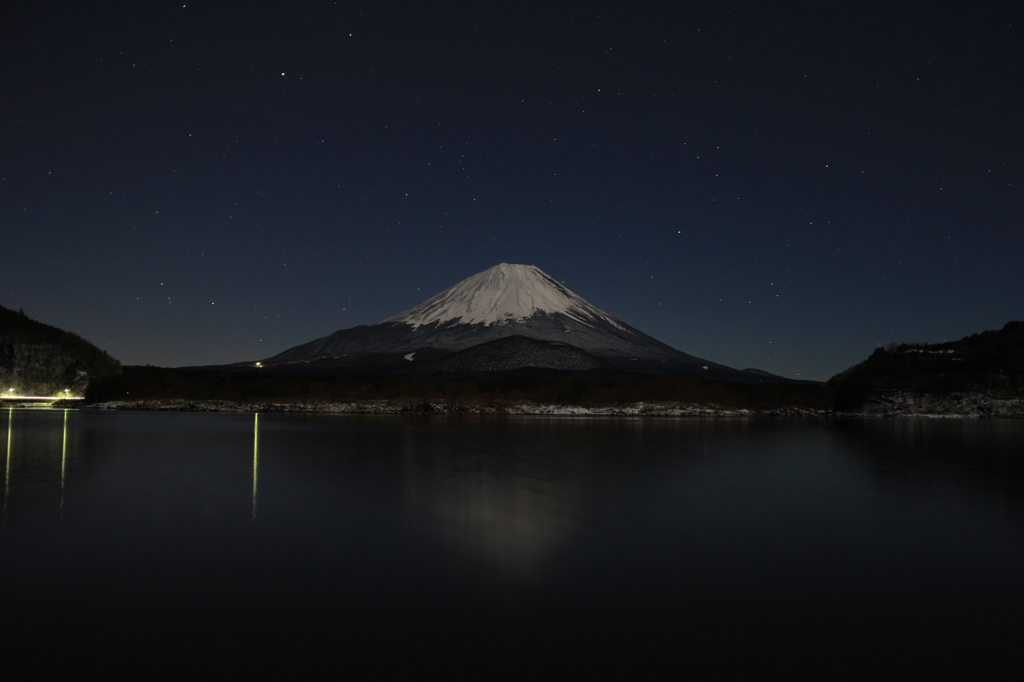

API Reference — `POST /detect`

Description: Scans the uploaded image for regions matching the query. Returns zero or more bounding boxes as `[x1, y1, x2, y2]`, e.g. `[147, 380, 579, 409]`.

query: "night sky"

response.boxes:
[4, 1, 1021, 380]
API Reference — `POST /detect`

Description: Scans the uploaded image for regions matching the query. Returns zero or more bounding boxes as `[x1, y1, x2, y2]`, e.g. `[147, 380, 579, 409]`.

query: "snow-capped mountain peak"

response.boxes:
[265, 262, 730, 373]
[381, 263, 625, 331]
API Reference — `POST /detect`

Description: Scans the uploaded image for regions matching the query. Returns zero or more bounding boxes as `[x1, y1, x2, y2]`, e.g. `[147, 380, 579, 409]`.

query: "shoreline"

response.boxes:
[87, 398, 824, 417]
[83, 398, 1023, 418]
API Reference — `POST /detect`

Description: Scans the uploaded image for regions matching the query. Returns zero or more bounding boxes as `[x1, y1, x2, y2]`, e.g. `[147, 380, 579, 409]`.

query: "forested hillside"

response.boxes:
[830, 321, 1024, 411]
[0, 304, 121, 396]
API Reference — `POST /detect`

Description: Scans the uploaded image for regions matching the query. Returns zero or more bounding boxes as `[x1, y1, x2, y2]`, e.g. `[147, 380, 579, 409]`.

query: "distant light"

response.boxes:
[254, 362, 263, 368]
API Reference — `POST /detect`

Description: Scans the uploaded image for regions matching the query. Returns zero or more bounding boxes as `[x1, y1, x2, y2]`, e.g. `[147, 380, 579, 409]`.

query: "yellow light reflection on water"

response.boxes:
[60, 409, 68, 514]
[4, 408, 10, 513]
[252, 413, 259, 521]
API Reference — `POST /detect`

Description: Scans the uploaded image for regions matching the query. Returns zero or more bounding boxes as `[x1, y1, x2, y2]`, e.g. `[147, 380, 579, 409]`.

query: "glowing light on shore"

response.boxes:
[0, 395, 84, 401]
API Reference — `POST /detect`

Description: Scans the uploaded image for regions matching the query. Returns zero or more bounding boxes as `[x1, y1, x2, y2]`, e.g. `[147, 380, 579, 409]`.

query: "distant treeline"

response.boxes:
[87, 365, 834, 410]
[88, 320, 1024, 412]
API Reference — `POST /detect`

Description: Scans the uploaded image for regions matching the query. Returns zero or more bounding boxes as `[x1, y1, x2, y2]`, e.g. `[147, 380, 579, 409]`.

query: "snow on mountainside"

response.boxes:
[381, 263, 626, 331]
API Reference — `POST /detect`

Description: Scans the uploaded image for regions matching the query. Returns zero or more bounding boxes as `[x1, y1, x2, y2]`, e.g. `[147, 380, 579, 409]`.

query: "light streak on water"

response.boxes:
[252, 413, 259, 521]
[60, 409, 68, 515]
[4, 408, 10, 514]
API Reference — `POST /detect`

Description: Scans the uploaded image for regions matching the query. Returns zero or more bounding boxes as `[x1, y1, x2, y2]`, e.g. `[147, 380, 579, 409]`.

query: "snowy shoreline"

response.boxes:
[858, 392, 1024, 418]
[85, 396, 1023, 418]
[87, 399, 823, 417]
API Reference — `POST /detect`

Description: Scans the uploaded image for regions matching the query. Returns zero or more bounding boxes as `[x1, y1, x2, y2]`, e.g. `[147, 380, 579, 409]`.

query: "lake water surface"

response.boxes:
[2, 409, 1023, 679]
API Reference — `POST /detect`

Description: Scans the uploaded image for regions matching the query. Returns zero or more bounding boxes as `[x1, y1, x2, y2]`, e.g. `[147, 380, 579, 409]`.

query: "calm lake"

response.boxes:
[2, 409, 1023, 679]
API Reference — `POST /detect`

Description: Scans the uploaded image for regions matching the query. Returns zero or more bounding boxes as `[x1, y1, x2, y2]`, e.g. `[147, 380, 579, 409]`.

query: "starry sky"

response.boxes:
[3, 1, 1021, 380]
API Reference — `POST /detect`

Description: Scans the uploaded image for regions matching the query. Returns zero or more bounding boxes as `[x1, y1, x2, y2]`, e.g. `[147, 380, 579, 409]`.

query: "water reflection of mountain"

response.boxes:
[14, 409, 1021, 584]
[401, 441, 590, 581]
[395, 417, 758, 581]
[837, 419, 1024, 520]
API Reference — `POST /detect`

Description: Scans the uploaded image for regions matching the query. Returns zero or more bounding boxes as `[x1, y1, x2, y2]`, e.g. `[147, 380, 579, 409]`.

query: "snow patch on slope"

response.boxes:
[381, 263, 628, 332]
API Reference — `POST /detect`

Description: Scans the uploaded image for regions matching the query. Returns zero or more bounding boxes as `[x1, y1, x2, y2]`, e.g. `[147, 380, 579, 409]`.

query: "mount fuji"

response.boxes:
[262, 263, 773, 380]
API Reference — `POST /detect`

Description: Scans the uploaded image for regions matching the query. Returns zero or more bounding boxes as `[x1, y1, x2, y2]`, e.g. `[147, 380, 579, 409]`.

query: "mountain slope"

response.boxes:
[265, 263, 756, 379]
[406, 335, 613, 374]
